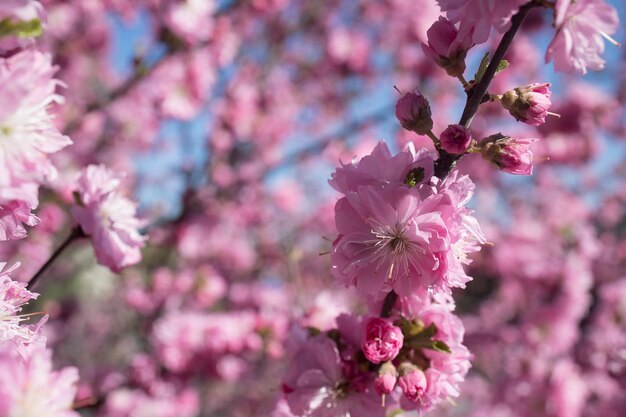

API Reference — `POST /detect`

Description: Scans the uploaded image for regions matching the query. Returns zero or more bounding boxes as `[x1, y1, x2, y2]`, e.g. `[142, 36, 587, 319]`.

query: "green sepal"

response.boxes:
[0, 18, 43, 39]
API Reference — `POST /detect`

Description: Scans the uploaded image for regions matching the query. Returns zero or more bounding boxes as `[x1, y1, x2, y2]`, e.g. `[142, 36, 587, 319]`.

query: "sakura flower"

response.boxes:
[165, 0, 216, 44]
[102, 387, 199, 417]
[0, 49, 71, 208]
[281, 334, 385, 417]
[421, 16, 473, 77]
[398, 296, 472, 412]
[331, 146, 484, 299]
[71, 165, 144, 273]
[0, 345, 79, 417]
[437, 0, 529, 45]
[546, 0, 619, 74]
[362, 317, 404, 364]
[0, 200, 38, 240]
[329, 141, 435, 195]
[0, 262, 42, 348]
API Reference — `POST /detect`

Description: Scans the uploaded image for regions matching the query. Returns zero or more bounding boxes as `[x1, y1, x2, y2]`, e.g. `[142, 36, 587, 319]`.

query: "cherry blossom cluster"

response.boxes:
[0, 0, 623, 416]
[275, 0, 622, 416]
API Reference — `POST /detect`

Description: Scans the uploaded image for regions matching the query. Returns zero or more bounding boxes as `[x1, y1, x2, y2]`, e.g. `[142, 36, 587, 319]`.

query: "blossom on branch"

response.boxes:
[546, 0, 619, 74]
[71, 165, 144, 273]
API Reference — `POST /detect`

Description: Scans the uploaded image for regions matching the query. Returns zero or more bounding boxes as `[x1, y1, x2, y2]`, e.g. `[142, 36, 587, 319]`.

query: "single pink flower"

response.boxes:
[0, 49, 71, 208]
[362, 317, 404, 364]
[71, 165, 145, 273]
[331, 163, 484, 299]
[437, 0, 528, 45]
[0, 262, 43, 349]
[282, 334, 385, 417]
[0, 345, 79, 417]
[421, 17, 473, 77]
[440, 124, 472, 154]
[395, 89, 433, 135]
[0, 200, 38, 240]
[546, 0, 619, 74]
[501, 83, 552, 126]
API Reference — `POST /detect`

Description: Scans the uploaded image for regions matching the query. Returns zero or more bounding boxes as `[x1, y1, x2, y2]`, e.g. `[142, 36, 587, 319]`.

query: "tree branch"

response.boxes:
[26, 226, 85, 291]
[433, 2, 536, 179]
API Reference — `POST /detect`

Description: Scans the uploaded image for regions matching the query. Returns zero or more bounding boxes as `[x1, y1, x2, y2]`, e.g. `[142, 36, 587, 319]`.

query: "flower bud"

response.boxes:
[397, 363, 427, 402]
[480, 134, 537, 176]
[440, 124, 472, 154]
[500, 83, 552, 126]
[374, 362, 398, 395]
[362, 317, 404, 364]
[421, 17, 472, 77]
[395, 89, 433, 135]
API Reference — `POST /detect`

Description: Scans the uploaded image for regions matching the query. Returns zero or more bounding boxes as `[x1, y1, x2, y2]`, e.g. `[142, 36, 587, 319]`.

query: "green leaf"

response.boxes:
[0, 18, 43, 39]
[431, 340, 451, 353]
[495, 60, 509, 74]
[474, 52, 490, 83]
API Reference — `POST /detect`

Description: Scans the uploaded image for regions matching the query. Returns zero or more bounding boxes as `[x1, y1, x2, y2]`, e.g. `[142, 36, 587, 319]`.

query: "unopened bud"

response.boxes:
[440, 124, 472, 154]
[395, 89, 433, 135]
[500, 83, 552, 126]
[480, 134, 537, 176]
[397, 363, 427, 403]
[374, 362, 398, 395]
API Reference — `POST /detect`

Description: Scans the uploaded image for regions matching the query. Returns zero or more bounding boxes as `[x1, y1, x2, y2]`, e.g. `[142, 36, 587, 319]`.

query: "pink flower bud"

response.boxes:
[395, 89, 433, 135]
[374, 362, 398, 395]
[480, 134, 537, 176]
[397, 364, 427, 402]
[440, 124, 472, 154]
[501, 83, 552, 126]
[361, 317, 404, 364]
[421, 17, 472, 77]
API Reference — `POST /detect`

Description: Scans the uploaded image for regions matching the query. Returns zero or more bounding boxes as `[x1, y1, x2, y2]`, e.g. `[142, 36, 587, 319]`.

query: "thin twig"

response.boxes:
[26, 226, 85, 291]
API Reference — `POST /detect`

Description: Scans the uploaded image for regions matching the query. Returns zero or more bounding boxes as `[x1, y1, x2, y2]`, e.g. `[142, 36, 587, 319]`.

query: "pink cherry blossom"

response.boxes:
[437, 0, 529, 44]
[70, 165, 144, 273]
[362, 317, 404, 364]
[329, 141, 435, 196]
[0, 262, 42, 348]
[421, 16, 473, 77]
[0, 49, 71, 208]
[331, 146, 485, 298]
[546, 0, 619, 74]
[0, 345, 79, 417]
[0, 200, 38, 241]
[399, 295, 472, 412]
[282, 334, 385, 417]
[164, 0, 216, 44]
